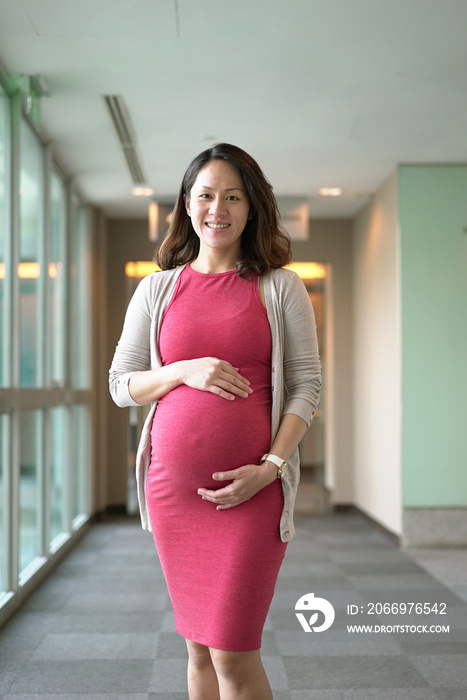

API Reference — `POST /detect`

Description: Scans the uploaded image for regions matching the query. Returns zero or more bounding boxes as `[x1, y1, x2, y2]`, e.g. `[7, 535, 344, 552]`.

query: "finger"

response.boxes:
[198, 487, 231, 500]
[219, 363, 252, 391]
[212, 469, 241, 481]
[208, 383, 250, 400]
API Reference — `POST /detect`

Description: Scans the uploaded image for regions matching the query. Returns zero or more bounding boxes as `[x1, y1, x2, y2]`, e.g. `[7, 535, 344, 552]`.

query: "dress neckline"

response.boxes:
[187, 264, 238, 278]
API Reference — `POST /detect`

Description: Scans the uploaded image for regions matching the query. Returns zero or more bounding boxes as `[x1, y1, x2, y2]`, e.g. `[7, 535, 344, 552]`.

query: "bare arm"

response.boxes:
[128, 357, 253, 404]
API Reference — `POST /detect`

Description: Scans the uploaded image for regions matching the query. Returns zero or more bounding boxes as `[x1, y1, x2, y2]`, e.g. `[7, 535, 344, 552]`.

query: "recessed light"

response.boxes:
[319, 187, 343, 197]
[131, 186, 155, 197]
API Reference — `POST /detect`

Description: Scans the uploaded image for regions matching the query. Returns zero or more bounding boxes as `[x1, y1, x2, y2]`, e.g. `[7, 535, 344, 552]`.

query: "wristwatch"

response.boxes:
[261, 453, 288, 479]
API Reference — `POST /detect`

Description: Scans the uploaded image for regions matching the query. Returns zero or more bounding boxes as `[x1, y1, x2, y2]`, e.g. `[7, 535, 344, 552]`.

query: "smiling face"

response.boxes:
[184, 159, 250, 264]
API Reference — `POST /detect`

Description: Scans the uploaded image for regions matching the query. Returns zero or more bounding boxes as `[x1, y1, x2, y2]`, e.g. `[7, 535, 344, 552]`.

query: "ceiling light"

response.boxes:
[131, 186, 155, 197]
[285, 262, 327, 280]
[126, 261, 161, 278]
[319, 187, 343, 197]
[103, 95, 147, 185]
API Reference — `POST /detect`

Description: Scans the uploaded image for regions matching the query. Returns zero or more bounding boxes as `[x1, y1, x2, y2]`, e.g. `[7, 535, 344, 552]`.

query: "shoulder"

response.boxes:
[130, 265, 186, 313]
[264, 267, 307, 296]
[136, 265, 185, 295]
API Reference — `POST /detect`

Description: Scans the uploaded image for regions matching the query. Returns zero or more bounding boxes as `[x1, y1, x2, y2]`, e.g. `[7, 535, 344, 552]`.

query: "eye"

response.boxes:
[227, 195, 239, 201]
[198, 193, 211, 199]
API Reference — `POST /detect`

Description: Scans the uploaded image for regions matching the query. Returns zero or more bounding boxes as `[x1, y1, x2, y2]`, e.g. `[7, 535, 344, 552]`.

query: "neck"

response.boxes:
[191, 250, 238, 275]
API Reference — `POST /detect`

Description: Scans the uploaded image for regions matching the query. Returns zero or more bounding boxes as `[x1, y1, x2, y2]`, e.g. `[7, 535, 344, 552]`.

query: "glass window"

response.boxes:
[72, 404, 89, 524]
[0, 413, 8, 595]
[20, 120, 43, 387]
[0, 86, 9, 386]
[49, 171, 67, 385]
[49, 406, 68, 545]
[20, 410, 43, 576]
[71, 199, 90, 388]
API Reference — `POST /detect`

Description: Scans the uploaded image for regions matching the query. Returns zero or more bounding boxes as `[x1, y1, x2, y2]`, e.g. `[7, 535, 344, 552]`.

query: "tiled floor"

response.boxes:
[0, 510, 466, 699]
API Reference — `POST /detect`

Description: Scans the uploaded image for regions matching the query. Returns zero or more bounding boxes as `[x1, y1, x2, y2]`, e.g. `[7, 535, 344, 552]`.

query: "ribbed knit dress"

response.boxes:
[146, 264, 287, 651]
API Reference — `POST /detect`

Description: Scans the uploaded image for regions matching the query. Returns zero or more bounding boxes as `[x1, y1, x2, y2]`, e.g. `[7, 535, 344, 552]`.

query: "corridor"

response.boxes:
[0, 511, 466, 699]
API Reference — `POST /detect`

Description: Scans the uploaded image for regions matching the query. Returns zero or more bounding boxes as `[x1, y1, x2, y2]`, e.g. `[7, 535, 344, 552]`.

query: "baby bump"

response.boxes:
[149, 384, 272, 494]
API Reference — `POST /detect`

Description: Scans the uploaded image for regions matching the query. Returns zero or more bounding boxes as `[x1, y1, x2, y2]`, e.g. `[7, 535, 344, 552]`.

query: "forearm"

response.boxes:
[128, 363, 185, 404]
[268, 413, 308, 463]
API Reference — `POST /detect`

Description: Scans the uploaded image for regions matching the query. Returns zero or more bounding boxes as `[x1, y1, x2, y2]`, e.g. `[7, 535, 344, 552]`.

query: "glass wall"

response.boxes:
[0, 414, 8, 597]
[19, 410, 43, 576]
[49, 171, 67, 386]
[0, 85, 8, 386]
[71, 197, 90, 389]
[0, 79, 93, 620]
[71, 404, 89, 525]
[49, 406, 68, 546]
[20, 119, 43, 388]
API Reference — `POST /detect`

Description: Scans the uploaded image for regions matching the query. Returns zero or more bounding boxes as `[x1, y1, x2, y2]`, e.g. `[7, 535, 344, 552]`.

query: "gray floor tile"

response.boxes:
[30, 633, 159, 660]
[410, 655, 467, 688]
[359, 588, 465, 605]
[399, 641, 467, 655]
[147, 695, 189, 700]
[275, 628, 402, 656]
[3, 696, 150, 700]
[283, 656, 429, 690]
[46, 609, 164, 634]
[155, 632, 188, 659]
[339, 560, 425, 575]
[349, 575, 444, 590]
[434, 691, 467, 700]
[262, 655, 289, 690]
[148, 659, 188, 692]
[7, 660, 154, 694]
[291, 692, 439, 699]
[62, 590, 169, 613]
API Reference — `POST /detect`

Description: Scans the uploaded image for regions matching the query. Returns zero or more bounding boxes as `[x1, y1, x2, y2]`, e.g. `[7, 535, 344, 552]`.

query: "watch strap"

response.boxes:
[261, 453, 287, 479]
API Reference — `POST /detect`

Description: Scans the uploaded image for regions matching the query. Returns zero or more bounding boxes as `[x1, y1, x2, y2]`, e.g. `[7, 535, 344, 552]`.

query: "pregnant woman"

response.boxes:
[109, 143, 321, 700]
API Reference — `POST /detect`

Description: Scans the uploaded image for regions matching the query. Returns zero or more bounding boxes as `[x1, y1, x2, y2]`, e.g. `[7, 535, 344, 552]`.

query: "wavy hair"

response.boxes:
[155, 143, 291, 276]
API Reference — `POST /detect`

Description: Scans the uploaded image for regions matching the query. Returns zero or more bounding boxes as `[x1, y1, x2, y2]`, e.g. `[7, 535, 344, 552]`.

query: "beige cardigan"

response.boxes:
[109, 264, 321, 542]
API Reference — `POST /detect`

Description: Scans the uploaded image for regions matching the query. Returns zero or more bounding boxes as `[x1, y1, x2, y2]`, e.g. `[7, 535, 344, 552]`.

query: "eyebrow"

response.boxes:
[197, 185, 245, 192]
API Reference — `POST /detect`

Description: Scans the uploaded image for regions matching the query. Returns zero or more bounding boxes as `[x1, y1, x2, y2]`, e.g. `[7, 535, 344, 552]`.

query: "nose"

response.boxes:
[209, 197, 227, 216]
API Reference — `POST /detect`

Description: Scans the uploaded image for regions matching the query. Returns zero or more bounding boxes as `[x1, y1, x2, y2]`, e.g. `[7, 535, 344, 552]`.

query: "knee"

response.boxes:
[210, 649, 256, 681]
[186, 639, 213, 671]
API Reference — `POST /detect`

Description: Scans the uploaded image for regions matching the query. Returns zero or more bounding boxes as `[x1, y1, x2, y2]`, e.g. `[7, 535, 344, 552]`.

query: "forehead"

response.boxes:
[192, 159, 244, 190]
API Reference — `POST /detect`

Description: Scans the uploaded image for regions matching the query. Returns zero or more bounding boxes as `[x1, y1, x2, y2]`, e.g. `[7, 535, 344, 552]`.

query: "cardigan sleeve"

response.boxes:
[281, 272, 321, 427]
[108, 274, 154, 408]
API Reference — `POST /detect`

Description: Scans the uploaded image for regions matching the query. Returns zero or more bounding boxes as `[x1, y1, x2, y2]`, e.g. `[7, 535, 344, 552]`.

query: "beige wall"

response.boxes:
[292, 219, 354, 503]
[352, 171, 402, 536]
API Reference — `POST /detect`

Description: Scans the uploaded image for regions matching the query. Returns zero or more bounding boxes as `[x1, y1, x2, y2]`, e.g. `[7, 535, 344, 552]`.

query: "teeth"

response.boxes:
[206, 223, 229, 229]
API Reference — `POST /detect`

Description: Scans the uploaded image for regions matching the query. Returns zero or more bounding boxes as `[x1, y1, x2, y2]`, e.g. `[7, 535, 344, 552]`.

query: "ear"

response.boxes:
[183, 194, 191, 216]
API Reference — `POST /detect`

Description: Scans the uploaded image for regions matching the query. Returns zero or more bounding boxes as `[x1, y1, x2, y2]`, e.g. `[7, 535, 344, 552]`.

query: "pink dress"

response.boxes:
[146, 265, 287, 651]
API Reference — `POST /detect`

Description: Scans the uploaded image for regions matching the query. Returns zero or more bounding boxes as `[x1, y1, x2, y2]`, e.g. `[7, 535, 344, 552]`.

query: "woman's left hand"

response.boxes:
[197, 462, 277, 510]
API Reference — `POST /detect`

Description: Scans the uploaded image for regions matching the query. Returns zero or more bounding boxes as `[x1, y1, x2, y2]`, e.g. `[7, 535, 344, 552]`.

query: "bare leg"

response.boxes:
[185, 638, 220, 700]
[209, 648, 273, 700]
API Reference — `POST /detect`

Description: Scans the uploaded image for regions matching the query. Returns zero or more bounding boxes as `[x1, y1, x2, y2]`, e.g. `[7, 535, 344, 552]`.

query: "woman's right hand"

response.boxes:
[180, 358, 252, 401]
[128, 358, 252, 405]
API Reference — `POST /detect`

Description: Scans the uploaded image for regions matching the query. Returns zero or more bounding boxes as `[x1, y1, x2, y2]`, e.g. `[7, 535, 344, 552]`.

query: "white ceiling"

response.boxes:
[1, 0, 466, 219]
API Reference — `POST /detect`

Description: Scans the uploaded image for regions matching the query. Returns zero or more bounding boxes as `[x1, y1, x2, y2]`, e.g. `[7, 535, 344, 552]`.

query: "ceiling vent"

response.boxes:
[102, 94, 146, 185]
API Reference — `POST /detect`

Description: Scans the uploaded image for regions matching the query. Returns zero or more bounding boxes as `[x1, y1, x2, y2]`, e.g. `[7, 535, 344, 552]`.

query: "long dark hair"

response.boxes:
[155, 143, 291, 276]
